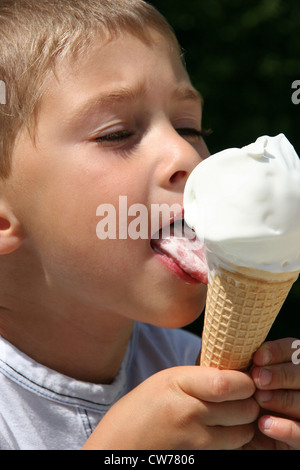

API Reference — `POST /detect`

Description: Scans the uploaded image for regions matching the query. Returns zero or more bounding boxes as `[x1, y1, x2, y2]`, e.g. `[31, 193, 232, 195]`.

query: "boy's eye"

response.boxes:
[95, 130, 134, 144]
[176, 128, 208, 140]
[94, 127, 211, 147]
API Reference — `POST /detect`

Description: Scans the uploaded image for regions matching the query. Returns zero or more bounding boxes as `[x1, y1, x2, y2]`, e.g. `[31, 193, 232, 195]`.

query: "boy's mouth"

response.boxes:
[150, 218, 208, 285]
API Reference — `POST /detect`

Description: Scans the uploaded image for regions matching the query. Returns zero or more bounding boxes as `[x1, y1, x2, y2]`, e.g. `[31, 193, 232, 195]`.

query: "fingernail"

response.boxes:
[261, 347, 272, 365]
[256, 390, 273, 403]
[262, 416, 274, 431]
[258, 368, 272, 387]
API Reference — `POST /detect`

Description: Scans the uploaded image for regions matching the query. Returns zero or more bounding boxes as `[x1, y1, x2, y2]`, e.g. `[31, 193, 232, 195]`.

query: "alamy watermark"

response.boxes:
[96, 196, 194, 241]
[0, 80, 6, 105]
[292, 339, 300, 365]
[291, 80, 300, 105]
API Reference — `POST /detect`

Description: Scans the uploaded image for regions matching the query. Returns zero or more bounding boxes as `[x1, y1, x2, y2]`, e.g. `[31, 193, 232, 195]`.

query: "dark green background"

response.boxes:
[149, 0, 300, 340]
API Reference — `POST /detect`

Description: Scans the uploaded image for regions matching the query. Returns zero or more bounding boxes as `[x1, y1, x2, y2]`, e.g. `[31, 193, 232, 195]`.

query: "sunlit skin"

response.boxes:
[0, 31, 209, 383]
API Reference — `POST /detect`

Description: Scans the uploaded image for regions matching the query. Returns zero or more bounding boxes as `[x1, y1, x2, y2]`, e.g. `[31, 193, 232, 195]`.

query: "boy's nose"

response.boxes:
[153, 126, 208, 192]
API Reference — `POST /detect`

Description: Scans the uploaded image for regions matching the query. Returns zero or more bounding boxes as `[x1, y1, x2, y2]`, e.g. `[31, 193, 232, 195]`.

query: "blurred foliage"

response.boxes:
[149, 0, 300, 340]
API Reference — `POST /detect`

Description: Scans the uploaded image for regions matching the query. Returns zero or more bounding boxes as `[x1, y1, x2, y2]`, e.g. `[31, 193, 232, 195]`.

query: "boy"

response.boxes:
[0, 0, 299, 450]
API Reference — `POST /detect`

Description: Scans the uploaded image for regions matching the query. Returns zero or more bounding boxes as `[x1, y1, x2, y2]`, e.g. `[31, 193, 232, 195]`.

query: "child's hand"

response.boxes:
[82, 366, 258, 450]
[248, 338, 300, 450]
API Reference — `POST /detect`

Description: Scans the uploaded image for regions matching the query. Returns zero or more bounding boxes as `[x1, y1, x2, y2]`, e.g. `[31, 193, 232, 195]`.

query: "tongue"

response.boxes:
[152, 230, 209, 285]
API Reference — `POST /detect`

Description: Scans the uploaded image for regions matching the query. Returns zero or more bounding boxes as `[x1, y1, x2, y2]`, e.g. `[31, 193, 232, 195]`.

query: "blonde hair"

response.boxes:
[0, 0, 181, 178]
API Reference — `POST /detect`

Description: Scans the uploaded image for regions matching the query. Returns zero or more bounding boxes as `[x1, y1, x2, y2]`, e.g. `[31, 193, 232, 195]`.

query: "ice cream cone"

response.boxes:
[200, 264, 299, 370]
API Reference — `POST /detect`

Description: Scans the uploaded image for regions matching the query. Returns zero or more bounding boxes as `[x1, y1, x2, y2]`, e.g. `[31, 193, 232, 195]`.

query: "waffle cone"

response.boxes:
[200, 265, 299, 370]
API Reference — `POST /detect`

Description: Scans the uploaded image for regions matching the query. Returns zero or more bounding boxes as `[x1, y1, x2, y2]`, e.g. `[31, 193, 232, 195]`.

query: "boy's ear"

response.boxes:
[0, 202, 25, 255]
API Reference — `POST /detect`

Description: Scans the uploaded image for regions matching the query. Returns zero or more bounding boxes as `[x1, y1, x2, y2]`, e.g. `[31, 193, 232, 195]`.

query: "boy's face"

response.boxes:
[5, 31, 209, 328]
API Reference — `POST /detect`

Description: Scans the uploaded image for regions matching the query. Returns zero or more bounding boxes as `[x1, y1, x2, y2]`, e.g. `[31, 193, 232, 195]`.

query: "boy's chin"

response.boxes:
[148, 304, 204, 330]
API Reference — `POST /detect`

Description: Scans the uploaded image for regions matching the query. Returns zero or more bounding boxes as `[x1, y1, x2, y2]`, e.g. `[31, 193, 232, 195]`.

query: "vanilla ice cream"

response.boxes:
[184, 134, 300, 273]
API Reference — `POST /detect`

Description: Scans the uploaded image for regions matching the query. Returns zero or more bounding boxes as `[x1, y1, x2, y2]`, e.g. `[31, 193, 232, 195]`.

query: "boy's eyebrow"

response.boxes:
[67, 83, 147, 125]
[172, 86, 204, 106]
[67, 82, 203, 126]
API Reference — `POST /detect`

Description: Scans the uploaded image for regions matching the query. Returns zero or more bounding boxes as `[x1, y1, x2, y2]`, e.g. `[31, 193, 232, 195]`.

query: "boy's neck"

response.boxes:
[0, 246, 134, 384]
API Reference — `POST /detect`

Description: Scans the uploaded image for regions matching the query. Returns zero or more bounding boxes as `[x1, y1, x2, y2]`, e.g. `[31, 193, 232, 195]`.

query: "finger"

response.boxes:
[178, 366, 255, 402]
[253, 338, 298, 366]
[252, 362, 300, 390]
[255, 389, 300, 420]
[258, 415, 300, 449]
[200, 397, 259, 426]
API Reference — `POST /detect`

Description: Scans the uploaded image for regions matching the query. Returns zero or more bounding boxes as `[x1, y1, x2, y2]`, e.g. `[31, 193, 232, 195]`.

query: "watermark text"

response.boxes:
[292, 339, 300, 365]
[291, 80, 300, 105]
[96, 196, 194, 241]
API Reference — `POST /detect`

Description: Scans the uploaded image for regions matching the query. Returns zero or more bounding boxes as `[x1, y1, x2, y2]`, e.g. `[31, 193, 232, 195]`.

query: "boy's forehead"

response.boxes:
[52, 30, 182, 85]
[40, 32, 203, 123]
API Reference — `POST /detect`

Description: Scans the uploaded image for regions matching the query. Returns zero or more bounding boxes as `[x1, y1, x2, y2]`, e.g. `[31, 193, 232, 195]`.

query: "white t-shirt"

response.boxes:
[0, 322, 200, 450]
